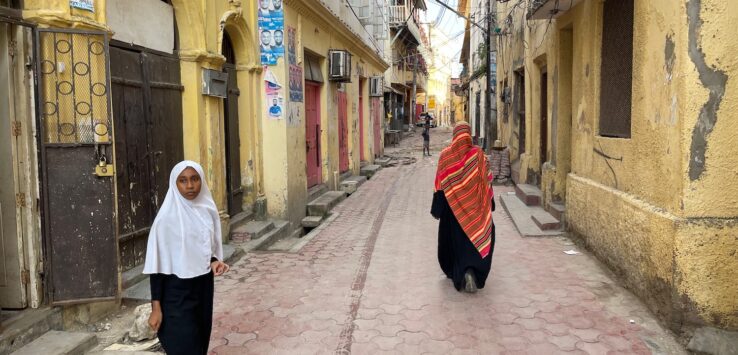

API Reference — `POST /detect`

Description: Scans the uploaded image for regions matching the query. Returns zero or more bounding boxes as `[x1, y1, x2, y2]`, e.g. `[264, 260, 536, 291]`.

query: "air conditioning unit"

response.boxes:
[329, 50, 352, 82]
[369, 76, 383, 97]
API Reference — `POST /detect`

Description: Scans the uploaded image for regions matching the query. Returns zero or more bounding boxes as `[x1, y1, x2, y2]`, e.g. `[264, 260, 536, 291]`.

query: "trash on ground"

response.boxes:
[564, 250, 581, 255]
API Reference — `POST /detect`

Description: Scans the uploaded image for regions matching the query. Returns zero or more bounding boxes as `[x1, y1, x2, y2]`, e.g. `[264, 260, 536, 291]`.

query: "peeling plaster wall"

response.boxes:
[497, 0, 738, 332]
[682, 0, 738, 218]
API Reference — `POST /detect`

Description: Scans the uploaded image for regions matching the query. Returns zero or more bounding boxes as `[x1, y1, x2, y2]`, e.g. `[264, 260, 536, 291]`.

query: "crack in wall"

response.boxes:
[687, 0, 728, 181]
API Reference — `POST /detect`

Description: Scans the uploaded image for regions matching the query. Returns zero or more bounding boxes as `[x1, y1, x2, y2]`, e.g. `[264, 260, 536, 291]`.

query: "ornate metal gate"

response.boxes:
[36, 28, 118, 303]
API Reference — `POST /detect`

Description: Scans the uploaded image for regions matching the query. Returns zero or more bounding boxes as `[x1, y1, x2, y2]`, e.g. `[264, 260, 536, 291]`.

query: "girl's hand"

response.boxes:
[211, 260, 230, 276]
[149, 302, 162, 332]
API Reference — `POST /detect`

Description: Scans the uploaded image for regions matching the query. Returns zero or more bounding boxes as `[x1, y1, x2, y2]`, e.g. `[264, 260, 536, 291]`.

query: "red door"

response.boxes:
[306, 82, 322, 187]
[338, 91, 349, 172]
[359, 90, 365, 161]
[372, 98, 382, 157]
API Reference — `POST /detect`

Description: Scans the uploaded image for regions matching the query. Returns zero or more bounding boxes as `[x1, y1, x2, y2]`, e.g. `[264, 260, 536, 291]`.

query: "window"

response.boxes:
[599, 0, 634, 138]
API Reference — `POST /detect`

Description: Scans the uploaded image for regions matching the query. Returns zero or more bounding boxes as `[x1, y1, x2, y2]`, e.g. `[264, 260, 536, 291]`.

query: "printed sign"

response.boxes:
[258, 0, 285, 66]
[428, 96, 437, 110]
[70, 0, 94, 11]
[286, 27, 303, 102]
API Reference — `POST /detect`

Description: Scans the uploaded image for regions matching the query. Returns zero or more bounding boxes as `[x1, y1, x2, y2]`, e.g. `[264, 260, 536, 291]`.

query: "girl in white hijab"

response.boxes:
[143, 161, 229, 355]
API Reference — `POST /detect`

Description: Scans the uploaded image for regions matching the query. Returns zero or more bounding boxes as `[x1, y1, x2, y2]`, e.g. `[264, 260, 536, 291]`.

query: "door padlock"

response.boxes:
[94, 157, 115, 177]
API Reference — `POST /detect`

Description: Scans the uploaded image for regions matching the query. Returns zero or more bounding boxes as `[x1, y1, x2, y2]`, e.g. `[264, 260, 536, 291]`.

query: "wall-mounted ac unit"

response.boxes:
[369, 76, 383, 97]
[329, 50, 352, 82]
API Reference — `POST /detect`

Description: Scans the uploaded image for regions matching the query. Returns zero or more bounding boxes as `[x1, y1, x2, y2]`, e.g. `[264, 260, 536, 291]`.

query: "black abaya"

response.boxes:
[431, 190, 495, 291]
[150, 271, 214, 355]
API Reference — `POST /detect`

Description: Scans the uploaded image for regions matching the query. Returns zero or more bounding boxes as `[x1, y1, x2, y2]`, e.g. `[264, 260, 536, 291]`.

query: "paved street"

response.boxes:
[209, 128, 685, 355]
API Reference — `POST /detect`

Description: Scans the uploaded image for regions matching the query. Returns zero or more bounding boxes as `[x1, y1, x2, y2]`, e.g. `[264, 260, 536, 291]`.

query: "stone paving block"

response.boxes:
[301, 216, 323, 228]
[306, 191, 347, 217]
[359, 164, 382, 179]
[232, 220, 274, 242]
[374, 157, 392, 167]
[500, 194, 564, 237]
[515, 183, 543, 206]
[531, 210, 561, 230]
[339, 175, 367, 195]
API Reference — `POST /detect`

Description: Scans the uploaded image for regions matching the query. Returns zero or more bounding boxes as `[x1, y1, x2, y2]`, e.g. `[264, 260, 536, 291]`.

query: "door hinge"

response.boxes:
[21, 270, 30, 285]
[16, 193, 26, 207]
[12, 121, 21, 136]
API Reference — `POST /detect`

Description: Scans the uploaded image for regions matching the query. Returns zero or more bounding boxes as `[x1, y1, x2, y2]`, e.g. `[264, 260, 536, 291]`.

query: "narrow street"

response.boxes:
[208, 129, 685, 355]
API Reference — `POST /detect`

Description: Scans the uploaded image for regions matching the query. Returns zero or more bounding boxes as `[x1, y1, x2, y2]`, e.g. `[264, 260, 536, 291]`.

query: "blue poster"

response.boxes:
[258, 0, 285, 66]
[70, 0, 94, 11]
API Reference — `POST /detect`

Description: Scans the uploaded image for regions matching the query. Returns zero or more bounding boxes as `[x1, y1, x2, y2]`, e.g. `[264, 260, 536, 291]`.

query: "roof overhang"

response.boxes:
[528, 0, 583, 20]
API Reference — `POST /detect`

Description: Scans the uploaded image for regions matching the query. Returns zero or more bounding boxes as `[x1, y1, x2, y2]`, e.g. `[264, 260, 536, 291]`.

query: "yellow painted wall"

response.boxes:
[259, 0, 387, 226]
[497, 0, 738, 332]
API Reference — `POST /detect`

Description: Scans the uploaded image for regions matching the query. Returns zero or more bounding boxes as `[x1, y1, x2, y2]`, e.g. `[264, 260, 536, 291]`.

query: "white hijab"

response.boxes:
[143, 161, 223, 279]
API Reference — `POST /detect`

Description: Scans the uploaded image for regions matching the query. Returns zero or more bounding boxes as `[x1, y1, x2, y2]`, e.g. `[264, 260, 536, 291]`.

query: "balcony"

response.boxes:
[388, 5, 422, 45]
[528, 0, 583, 20]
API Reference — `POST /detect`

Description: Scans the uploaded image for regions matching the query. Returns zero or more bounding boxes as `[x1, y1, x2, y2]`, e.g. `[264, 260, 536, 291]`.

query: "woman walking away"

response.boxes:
[431, 121, 495, 293]
[144, 161, 230, 355]
[422, 118, 431, 156]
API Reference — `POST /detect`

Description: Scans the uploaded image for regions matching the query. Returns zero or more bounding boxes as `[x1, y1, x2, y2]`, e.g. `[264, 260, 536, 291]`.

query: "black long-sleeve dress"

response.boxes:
[431, 190, 495, 291]
[150, 257, 216, 355]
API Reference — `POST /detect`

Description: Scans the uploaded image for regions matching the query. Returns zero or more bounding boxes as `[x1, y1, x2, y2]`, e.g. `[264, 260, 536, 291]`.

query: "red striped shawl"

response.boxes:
[434, 122, 494, 258]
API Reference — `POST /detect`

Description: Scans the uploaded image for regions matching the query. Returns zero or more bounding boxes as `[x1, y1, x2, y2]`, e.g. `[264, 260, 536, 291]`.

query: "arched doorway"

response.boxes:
[222, 31, 243, 216]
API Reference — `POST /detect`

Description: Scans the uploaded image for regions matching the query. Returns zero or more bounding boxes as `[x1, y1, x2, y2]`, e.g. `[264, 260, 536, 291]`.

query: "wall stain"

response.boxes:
[687, 0, 728, 181]
[665, 32, 676, 79]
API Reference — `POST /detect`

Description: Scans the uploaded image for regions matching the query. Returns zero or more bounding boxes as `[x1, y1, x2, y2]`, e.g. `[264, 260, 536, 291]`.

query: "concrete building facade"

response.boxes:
[495, 0, 738, 335]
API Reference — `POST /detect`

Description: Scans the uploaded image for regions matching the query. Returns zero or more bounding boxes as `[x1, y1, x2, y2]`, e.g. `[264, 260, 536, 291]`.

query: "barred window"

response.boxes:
[599, 0, 634, 138]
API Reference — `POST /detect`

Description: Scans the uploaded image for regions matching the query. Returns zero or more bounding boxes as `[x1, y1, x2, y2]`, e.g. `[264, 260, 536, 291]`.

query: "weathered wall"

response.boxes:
[497, 0, 738, 332]
[259, 0, 387, 227]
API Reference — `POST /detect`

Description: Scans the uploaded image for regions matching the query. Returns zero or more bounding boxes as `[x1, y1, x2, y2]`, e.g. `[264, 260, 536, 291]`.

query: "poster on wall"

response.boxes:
[289, 66, 304, 102]
[287, 27, 297, 65]
[264, 68, 284, 119]
[70, 0, 94, 11]
[258, 0, 285, 66]
[287, 27, 303, 102]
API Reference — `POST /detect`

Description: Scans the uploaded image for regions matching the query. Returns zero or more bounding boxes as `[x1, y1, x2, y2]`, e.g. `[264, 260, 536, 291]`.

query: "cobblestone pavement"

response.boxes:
[210, 128, 686, 354]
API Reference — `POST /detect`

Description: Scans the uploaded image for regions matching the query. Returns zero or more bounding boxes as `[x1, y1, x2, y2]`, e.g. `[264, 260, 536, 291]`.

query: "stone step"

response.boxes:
[515, 183, 542, 206]
[122, 244, 239, 303]
[340, 176, 368, 195]
[307, 191, 347, 217]
[500, 193, 564, 238]
[359, 165, 382, 179]
[11, 330, 96, 355]
[548, 202, 566, 222]
[1, 308, 62, 354]
[531, 211, 561, 230]
[307, 184, 329, 204]
[375, 157, 392, 167]
[230, 220, 274, 243]
[253, 221, 292, 251]
[264, 229, 305, 252]
[301, 215, 323, 229]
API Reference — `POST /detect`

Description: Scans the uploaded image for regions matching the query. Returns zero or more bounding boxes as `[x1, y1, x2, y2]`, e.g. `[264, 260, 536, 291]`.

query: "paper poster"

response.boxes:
[264, 68, 283, 119]
[286, 27, 303, 102]
[258, 0, 285, 66]
[287, 27, 297, 65]
[267, 94, 284, 119]
[70, 0, 94, 11]
[289, 66, 303, 102]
